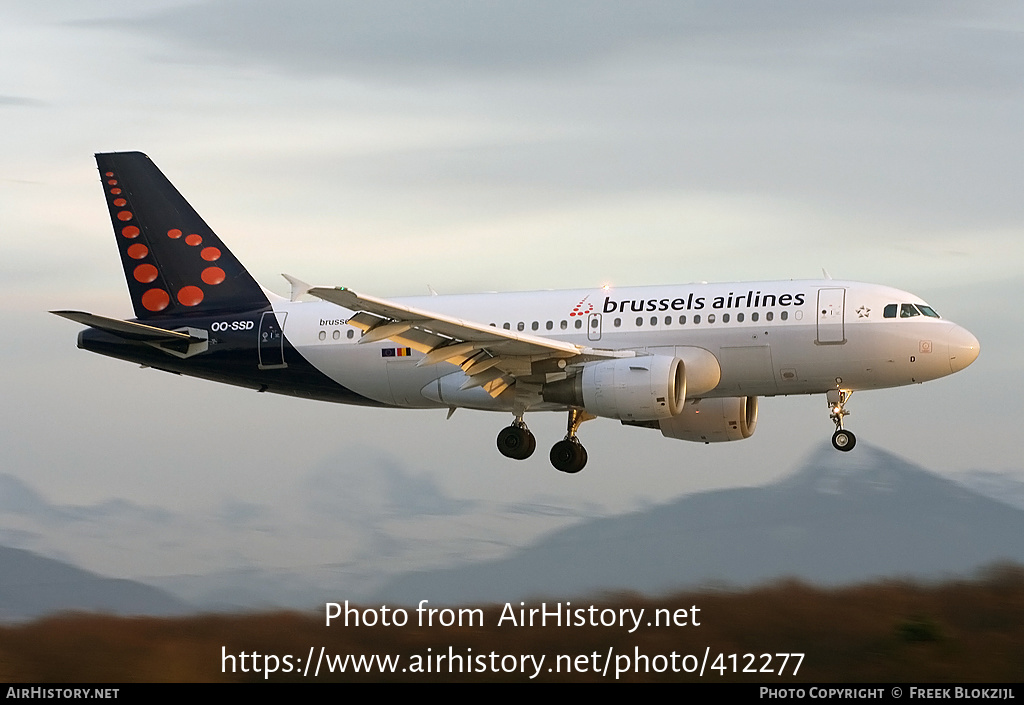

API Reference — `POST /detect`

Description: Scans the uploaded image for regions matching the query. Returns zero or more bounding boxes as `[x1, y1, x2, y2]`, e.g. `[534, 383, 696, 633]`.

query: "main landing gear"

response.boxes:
[496, 417, 536, 460]
[550, 409, 594, 474]
[496, 409, 595, 473]
[827, 386, 856, 452]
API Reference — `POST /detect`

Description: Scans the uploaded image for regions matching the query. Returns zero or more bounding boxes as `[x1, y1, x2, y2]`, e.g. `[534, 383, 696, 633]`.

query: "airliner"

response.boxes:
[53, 152, 980, 473]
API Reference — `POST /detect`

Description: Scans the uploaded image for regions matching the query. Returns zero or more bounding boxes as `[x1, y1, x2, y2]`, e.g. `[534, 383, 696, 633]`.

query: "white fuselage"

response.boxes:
[276, 279, 978, 412]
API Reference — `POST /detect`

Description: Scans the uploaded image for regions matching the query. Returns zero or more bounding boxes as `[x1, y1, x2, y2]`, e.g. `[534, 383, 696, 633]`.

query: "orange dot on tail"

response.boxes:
[104, 172, 114, 177]
[117, 210, 133, 221]
[201, 266, 225, 285]
[141, 288, 170, 312]
[110, 188, 121, 195]
[185, 234, 202, 246]
[177, 285, 204, 306]
[127, 243, 149, 259]
[167, 229, 182, 239]
[134, 264, 158, 283]
[200, 247, 221, 261]
[121, 225, 140, 239]
[113, 198, 126, 207]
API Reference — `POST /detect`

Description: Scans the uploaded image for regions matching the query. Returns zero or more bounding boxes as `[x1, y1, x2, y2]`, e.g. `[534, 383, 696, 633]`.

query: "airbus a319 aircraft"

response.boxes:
[54, 152, 980, 473]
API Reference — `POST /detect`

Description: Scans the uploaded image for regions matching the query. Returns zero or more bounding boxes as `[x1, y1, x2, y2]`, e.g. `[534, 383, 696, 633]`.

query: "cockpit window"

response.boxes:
[885, 302, 940, 319]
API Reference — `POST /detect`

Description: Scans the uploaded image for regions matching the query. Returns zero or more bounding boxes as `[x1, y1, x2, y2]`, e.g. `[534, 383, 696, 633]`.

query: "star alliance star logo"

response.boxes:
[856, 306, 870, 318]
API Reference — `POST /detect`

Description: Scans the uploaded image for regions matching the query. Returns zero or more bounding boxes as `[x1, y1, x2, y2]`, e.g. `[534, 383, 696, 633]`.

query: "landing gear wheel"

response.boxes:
[497, 425, 536, 460]
[832, 429, 856, 452]
[827, 386, 857, 453]
[550, 439, 588, 474]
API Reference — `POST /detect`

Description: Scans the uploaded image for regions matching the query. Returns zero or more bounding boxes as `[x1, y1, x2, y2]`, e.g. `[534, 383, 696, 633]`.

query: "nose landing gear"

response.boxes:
[827, 387, 856, 452]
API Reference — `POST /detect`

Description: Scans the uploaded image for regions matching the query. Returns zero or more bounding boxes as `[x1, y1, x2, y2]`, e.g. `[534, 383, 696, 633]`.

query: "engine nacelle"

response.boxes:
[643, 396, 758, 443]
[543, 355, 685, 421]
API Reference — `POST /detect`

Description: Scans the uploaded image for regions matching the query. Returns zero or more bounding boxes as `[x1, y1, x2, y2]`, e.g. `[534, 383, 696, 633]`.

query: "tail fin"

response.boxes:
[96, 152, 269, 319]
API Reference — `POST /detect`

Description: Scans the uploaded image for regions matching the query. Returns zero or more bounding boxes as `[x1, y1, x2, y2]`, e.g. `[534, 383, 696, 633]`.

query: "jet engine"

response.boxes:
[624, 396, 758, 442]
[542, 355, 685, 421]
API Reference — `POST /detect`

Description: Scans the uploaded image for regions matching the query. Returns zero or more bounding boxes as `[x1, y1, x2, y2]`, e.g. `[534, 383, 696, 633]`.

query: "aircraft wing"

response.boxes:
[308, 286, 630, 397]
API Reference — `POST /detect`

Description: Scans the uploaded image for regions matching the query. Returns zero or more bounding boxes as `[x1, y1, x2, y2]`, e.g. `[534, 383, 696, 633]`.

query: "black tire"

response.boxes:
[832, 429, 856, 452]
[550, 439, 587, 474]
[497, 426, 535, 460]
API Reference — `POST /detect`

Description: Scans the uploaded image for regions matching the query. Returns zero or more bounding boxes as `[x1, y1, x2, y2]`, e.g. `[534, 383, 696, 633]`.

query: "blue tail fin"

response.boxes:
[96, 152, 269, 320]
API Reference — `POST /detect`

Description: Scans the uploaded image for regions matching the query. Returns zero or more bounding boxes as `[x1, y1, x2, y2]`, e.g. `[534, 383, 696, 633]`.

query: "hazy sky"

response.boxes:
[1, 1, 1021, 582]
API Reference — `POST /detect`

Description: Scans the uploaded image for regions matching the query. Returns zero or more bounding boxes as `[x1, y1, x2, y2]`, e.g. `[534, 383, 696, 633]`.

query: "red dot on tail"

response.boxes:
[200, 247, 221, 261]
[141, 289, 170, 312]
[121, 226, 140, 239]
[134, 264, 158, 283]
[104, 172, 114, 177]
[167, 229, 182, 239]
[177, 285, 204, 306]
[201, 266, 225, 285]
[110, 188, 121, 195]
[113, 198, 126, 207]
[127, 243, 149, 259]
[185, 234, 202, 246]
[107, 180, 117, 185]
[117, 211, 133, 221]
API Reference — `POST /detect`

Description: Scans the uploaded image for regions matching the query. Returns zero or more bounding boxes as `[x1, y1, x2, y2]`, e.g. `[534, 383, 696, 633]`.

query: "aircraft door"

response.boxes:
[816, 288, 846, 344]
[587, 313, 602, 341]
[258, 311, 288, 369]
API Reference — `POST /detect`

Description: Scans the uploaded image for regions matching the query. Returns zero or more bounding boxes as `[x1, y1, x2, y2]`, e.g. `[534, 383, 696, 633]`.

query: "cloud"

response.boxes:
[104, 0, 1004, 82]
[0, 95, 46, 107]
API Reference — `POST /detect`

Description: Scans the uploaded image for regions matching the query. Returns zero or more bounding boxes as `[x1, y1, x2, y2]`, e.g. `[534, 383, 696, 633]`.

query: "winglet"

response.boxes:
[282, 273, 313, 302]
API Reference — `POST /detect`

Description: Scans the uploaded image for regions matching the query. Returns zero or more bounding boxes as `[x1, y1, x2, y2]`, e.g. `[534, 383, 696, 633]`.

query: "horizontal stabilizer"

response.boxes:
[50, 310, 197, 343]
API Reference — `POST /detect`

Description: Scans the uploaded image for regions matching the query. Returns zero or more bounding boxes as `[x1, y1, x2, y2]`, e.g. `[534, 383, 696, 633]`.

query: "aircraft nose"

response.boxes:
[948, 325, 980, 373]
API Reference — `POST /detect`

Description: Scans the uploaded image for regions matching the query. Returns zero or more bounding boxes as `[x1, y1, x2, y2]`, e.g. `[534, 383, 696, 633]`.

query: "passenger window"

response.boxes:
[708, 314, 716, 324]
[650, 316, 657, 326]
[751, 312, 759, 322]
[318, 330, 326, 341]
[531, 321, 539, 331]
[347, 329, 354, 339]
[693, 315, 701, 324]
[574, 319, 582, 329]
[546, 321, 553, 330]
[560, 320, 568, 330]
[678, 315, 686, 325]
[737, 313, 744, 322]
[503, 322, 511, 330]
[665, 316, 672, 325]
[766, 311, 774, 321]
[780, 311, 788, 321]
[333, 330, 340, 340]
[517, 322, 525, 331]
[614, 318, 621, 327]
[636, 317, 643, 326]
[722, 313, 730, 323]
